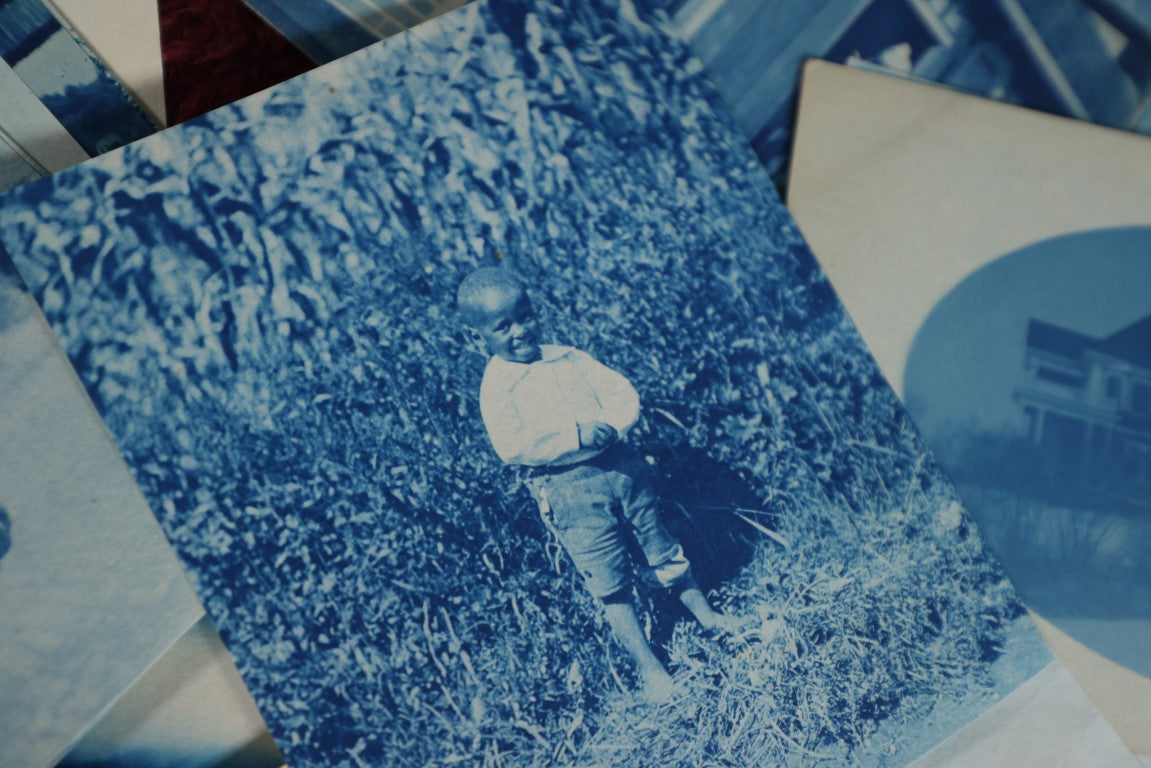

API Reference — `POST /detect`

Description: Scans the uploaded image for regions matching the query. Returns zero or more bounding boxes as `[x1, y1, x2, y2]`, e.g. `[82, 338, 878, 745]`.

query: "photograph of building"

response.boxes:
[1017, 314, 1151, 507]
[666, 0, 1151, 179]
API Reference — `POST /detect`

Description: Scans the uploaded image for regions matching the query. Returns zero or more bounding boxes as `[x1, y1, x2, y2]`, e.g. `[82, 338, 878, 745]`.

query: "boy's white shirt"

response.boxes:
[479, 344, 640, 467]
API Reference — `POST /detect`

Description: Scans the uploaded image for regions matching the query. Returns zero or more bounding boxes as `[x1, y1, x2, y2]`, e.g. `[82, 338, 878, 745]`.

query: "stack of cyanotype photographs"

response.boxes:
[664, 0, 1151, 182]
[0, 0, 1139, 765]
[0, 256, 202, 765]
[39, 0, 166, 123]
[0, 253, 281, 767]
[788, 59, 1151, 760]
[230, 0, 1151, 184]
[0, 0, 158, 193]
[0, 55, 88, 193]
[235, 0, 468, 62]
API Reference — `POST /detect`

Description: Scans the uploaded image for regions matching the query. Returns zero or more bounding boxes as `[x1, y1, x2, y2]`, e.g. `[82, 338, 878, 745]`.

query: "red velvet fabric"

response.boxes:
[159, 0, 315, 125]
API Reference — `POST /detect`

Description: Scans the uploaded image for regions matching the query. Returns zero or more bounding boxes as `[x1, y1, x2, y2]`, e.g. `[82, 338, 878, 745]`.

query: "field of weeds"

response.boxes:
[0, 0, 1047, 764]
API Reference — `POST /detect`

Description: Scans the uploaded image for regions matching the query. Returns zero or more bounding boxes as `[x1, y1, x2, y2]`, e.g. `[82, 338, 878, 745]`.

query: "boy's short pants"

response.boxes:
[525, 443, 691, 598]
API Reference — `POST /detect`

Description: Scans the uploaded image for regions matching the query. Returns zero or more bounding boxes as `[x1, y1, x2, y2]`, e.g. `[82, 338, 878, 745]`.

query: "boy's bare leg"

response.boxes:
[676, 576, 744, 634]
[601, 593, 675, 702]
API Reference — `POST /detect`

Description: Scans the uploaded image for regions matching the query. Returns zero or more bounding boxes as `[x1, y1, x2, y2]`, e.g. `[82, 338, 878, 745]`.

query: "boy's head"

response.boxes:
[457, 267, 542, 363]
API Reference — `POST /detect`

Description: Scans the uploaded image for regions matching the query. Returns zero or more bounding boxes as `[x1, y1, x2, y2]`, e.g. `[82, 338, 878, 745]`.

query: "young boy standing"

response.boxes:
[457, 266, 737, 702]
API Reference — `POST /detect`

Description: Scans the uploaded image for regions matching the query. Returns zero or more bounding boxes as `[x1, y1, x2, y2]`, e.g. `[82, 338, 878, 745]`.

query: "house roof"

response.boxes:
[1026, 314, 1151, 370]
[1026, 319, 1093, 360]
[1101, 315, 1151, 368]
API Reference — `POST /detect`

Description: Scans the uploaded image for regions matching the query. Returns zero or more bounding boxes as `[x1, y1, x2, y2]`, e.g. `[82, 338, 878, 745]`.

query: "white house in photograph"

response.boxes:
[1016, 314, 1151, 506]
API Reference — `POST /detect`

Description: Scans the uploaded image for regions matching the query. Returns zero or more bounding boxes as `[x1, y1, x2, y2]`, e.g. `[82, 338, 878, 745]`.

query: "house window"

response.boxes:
[1133, 383, 1151, 414]
[1106, 376, 1121, 400]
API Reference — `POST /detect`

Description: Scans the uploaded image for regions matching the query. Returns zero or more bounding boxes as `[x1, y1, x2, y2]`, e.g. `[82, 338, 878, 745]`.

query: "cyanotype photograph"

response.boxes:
[0, 56, 90, 192]
[0, 1, 1051, 765]
[664, 0, 1151, 180]
[0, 253, 204, 768]
[54, 616, 283, 768]
[0, 0, 155, 156]
[903, 229, 1151, 680]
[237, 0, 466, 61]
[218, 0, 1151, 185]
[786, 59, 1151, 755]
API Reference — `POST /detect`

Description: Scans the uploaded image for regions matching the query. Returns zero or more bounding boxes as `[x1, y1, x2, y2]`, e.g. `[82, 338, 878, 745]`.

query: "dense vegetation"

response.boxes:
[0, 1, 1045, 765]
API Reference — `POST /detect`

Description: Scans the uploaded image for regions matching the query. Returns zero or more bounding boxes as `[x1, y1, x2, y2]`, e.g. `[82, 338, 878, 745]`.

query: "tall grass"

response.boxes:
[0, 0, 1046, 764]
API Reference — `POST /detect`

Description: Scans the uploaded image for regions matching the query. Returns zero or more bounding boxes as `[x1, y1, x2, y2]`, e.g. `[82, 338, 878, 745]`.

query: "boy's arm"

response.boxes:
[479, 377, 583, 466]
[575, 351, 641, 436]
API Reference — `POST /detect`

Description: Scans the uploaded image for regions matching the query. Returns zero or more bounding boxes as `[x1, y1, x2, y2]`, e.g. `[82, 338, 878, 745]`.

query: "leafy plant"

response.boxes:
[0, 0, 1043, 765]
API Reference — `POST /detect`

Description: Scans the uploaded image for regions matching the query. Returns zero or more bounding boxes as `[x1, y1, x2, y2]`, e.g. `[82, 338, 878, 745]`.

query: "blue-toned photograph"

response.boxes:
[903, 228, 1151, 680]
[225, 0, 1151, 184]
[0, 1, 1051, 765]
[663, 0, 1151, 181]
[0, 252, 204, 768]
[0, 131, 41, 191]
[0, 54, 91, 193]
[0, 0, 155, 156]
[239, 0, 466, 61]
[55, 616, 283, 768]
